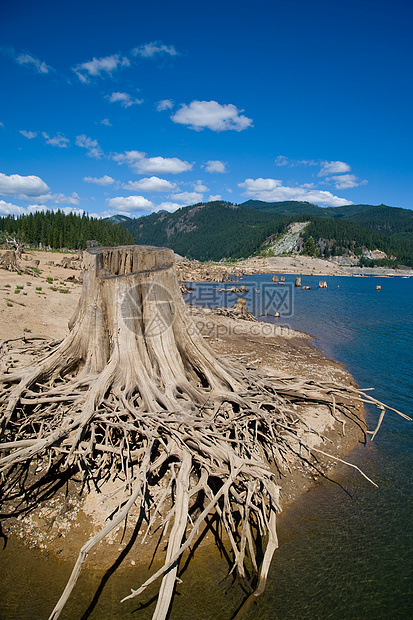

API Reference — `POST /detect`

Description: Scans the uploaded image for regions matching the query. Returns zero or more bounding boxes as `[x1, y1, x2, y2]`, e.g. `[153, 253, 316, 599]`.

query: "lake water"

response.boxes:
[185, 273, 413, 619]
[1, 274, 412, 619]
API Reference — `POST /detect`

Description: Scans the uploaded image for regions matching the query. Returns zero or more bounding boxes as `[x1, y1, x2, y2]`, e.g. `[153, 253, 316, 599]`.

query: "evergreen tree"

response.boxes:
[303, 236, 317, 257]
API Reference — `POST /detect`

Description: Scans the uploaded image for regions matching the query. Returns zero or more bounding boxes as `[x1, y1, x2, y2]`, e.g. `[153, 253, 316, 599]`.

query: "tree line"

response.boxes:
[0, 210, 134, 250]
[302, 217, 413, 266]
[1, 202, 412, 267]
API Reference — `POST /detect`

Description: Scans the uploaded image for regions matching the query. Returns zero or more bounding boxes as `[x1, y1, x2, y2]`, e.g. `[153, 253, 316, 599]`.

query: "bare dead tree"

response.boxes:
[5, 234, 25, 258]
[0, 245, 409, 620]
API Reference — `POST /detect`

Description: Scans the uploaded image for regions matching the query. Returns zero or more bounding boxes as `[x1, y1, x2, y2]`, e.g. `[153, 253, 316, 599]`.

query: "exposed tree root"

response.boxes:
[0, 250, 22, 272]
[0, 249, 41, 276]
[0, 245, 410, 620]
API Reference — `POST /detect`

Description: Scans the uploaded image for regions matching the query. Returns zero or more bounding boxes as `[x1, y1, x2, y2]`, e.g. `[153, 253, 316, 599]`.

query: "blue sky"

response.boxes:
[1, 0, 412, 219]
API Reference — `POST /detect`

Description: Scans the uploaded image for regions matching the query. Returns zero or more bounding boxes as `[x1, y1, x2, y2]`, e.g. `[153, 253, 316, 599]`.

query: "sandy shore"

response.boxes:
[0, 250, 83, 340]
[176, 254, 413, 281]
[176, 254, 351, 281]
[0, 249, 365, 570]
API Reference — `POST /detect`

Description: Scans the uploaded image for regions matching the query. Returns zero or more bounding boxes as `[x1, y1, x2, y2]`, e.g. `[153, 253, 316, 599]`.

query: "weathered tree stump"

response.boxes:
[216, 297, 257, 322]
[0, 245, 408, 620]
[0, 250, 21, 272]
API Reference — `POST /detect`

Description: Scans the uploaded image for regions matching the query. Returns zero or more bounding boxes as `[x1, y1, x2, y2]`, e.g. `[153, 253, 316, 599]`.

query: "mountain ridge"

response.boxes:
[107, 200, 413, 266]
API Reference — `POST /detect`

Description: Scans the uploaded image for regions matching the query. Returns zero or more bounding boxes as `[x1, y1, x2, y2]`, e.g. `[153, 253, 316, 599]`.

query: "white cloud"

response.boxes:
[274, 157, 362, 189]
[16, 52, 52, 74]
[329, 174, 365, 189]
[42, 132, 70, 148]
[101, 118, 111, 126]
[52, 192, 81, 205]
[106, 195, 154, 213]
[112, 150, 145, 164]
[274, 155, 288, 166]
[113, 150, 193, 174]
[84, 175, 115, 186]
[194, 181, 208, 192]
[205, 160, 227, 173]
[136, 156, 193, 174]
[318, 160, 351, 176]
[0, 173, 79, 206]
[132, 42, 178, 58]
[275, 156, 318, 167]
[172, 191, 204, 205]
[157, 202, 182, 213]
[209, 195, 222, 201]
[73, 54, 130, 83]
[0, 122, 4, 128]
[156, 99, 174, 111]
[0, 172, 50, 199]
[29, 192, 81, 206]
[122, 177, 177, 192]
[107, 92, 143, 108]
[20, 130, 37, 139]
[239, 178, 353, 207]
[299, 159, 318, 167]
[171, 101, 253, 132]
[240, 178, 283, 193]
[0, 199, 26, 216]
[76, 134, 103, 159]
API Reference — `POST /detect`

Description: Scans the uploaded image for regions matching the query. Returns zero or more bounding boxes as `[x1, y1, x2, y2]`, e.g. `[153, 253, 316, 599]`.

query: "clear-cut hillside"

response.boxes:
[263, 221, 309, 255]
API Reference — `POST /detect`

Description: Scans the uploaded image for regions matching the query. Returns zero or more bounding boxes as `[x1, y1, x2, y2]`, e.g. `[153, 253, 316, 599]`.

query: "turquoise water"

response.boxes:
[1, 275, 412, 619]
[186, 274, 413, 619]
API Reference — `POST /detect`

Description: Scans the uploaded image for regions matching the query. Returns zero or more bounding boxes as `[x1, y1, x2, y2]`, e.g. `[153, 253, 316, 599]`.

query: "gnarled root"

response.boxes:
[2, 337, 406, 619]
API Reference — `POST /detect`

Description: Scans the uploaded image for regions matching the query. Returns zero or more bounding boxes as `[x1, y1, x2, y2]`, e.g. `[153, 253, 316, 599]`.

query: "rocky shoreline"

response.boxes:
[1, 249, 366, 572]
[175, 254, 413, 282]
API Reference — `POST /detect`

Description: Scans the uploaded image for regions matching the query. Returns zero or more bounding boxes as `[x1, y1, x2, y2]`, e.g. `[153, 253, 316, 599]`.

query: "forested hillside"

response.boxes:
[301, 218, 413, 265]
[241, 200, 413, 236]
[2, 202, 412, 265]
[0, 210, 134, 250]
[116, 200, 413, 266]
[118, 201, 301, 261]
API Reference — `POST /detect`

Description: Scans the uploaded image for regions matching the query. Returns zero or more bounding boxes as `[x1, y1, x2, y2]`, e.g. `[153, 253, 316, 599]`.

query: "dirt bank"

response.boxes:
[176, 255, 351, 282]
